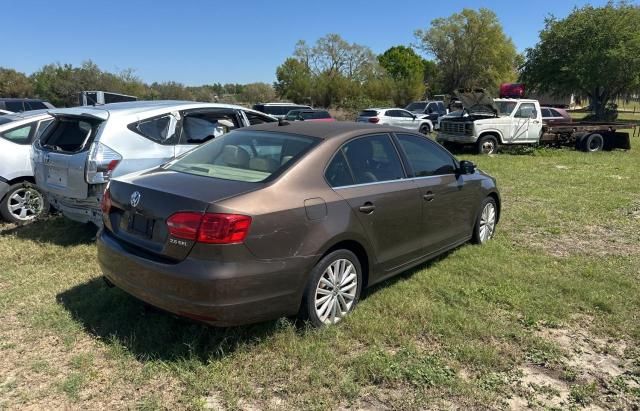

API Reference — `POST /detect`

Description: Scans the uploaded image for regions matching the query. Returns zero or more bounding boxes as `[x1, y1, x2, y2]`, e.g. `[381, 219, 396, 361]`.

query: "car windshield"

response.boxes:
[495, 101, 517, 116]
[405, 102, 427, 111]
[164, 130, 319, 182]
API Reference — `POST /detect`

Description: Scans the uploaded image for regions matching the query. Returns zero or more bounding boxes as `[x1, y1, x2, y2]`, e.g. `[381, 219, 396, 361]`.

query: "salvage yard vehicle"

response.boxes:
[0, 110, 53, 223]
[285, 109, 335, 122]
[357, 108, 434, 134]
[0, 98, 54, 113]
[252, 102, 313, 119]
[405, 100, 447, 128]
[98, 121, 500, 327]
[32, 101, 277, 226]
[437, 89, 634, 154]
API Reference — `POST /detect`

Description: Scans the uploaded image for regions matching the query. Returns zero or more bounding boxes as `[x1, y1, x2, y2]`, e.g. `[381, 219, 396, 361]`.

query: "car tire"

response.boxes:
[472, 197, 497, 244]
[419, 124, 431, 135]
[477, 135, 498, 155]
[299, 249, 363, 327]
[581, 133, 604, 152]
[0, 182, 48, 224]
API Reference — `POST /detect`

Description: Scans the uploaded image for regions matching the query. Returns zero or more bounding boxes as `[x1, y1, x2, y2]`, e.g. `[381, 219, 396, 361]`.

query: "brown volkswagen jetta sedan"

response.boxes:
[97, 122, 500, 327]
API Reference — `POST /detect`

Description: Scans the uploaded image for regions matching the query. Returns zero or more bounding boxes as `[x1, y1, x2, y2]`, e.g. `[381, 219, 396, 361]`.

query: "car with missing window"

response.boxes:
[356, 108, 434, 134]
[31, 101, 276, 226]
[284, 109, 335, 122]
[252, 103, 313, 119]
[97, 121, 500, 327]
[541, 106, 572, 125]
[0, 110, 53, 223]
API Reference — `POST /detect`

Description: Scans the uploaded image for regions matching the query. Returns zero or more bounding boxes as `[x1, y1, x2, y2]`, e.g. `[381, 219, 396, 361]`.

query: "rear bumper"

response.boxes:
[48, 194, 103, 226]
[97, 230, 317, 326]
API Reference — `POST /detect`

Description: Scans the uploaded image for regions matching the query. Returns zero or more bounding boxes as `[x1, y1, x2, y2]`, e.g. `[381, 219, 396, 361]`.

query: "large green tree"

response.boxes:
[240, 82, 276, 104]
[378, 46, 425, 106]
[274, 57, 312, 103]
[0, 68, 33, 97]
[415, 8, 519, 94]
[521, 2, 640, 119]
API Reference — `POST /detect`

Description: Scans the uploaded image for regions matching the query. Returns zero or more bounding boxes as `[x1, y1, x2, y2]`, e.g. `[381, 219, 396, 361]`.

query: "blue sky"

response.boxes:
[2, 0, 617, 85]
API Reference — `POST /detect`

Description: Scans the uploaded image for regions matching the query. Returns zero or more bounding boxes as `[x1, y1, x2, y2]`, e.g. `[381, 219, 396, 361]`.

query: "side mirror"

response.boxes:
[458, 160, 476, 175]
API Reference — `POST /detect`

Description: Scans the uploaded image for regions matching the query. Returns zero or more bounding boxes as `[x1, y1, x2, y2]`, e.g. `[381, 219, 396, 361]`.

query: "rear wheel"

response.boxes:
[581, 133, 604, 152]
[300, 249, 362, 327]
[472, 197, 497, 244]
[0, 183, 48, 224]
[477, 135, 498, 155]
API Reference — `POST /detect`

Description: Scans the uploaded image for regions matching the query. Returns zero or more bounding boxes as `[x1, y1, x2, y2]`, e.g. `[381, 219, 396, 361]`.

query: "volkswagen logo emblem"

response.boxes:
[130, 191, 141, 208]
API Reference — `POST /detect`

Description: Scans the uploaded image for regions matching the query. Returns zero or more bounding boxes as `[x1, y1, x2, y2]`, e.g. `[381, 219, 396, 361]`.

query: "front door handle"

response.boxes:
[359, 202, 376, 214]
[423, 192, 435, 202]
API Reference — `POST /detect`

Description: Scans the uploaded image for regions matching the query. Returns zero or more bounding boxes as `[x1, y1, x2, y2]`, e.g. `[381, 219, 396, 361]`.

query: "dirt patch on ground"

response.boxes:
[507, 323, 639, 410]
[519, 224, 640, 258]
[0, 312, 185, 409]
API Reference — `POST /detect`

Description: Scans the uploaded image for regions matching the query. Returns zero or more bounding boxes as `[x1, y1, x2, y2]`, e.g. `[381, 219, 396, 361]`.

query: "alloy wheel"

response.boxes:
[479, 202, 496, 242]
[8, 187, 44, 221]
[314, 258, 358, 325]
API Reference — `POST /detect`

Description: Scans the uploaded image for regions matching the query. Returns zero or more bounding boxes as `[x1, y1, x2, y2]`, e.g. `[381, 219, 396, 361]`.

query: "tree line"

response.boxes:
[1, 4, 638, 119]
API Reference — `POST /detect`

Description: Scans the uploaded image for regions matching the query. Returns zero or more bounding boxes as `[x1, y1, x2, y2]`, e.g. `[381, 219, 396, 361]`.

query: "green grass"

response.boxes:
[1, 144, 640, 409]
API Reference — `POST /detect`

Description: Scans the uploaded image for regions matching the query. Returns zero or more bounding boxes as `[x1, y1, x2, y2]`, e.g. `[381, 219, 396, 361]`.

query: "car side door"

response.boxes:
[326, 134, 423, 276]
[398, 109, 419, 130]
[394, 133, 477, 251]
[510, 102, 533, 143]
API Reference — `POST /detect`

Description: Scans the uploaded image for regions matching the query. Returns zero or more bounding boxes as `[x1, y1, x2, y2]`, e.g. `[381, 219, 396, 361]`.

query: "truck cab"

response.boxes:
[437, 89, 542, 154]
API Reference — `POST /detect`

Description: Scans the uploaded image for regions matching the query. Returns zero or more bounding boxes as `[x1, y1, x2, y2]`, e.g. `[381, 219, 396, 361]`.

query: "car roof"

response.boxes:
[244, 121, 416, 140]
[259, 102, 310, 106]
[0, 98, 47, 102]
[48, 100, 255, 118]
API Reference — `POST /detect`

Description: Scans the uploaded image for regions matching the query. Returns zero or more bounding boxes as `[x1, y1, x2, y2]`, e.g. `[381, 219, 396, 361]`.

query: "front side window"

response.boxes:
[0, 123, 33, 144]
[245, 111, 277, 125]
[396, 134, 456, 177]
[5, 101, 24, 112]
[180, 111, 240, 144]
[165, 130, 318, 182]
[130, 114, 177, 144]
[341, 134, 404, 184]
[515, 103, 537, 119]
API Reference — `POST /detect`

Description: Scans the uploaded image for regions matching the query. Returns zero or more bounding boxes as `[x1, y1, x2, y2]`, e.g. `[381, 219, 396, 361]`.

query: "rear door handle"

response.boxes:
[359, 202, 376, 214]
[423, 192, 435, 202]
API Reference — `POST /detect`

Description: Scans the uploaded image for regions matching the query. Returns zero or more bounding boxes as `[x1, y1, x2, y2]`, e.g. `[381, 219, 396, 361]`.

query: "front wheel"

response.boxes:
[472, 197, 497, 244]
[477, 135, 498, 155]
[0, 182, 48, 224]
[419, 124, 431, 135]
[299, 249, 363, 327]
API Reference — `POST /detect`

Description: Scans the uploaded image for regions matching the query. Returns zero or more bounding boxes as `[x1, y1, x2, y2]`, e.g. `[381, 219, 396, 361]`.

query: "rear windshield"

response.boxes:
[405, 102, 427, 111]
[358, 110, 379, 117]
[165, 130, 319, 182]
[301, 111, 330, 120]
[261, 105, 310, 116]
[40, 117, 100, 153]
[0, 116, 17, 126]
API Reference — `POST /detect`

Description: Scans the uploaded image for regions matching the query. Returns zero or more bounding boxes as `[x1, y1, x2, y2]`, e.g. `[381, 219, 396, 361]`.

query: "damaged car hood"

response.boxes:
[455, 89, 498, 116]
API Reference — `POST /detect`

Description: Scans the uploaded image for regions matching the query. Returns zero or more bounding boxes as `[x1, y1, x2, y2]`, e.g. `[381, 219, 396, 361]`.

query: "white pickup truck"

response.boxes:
[437, 90, 543, 154]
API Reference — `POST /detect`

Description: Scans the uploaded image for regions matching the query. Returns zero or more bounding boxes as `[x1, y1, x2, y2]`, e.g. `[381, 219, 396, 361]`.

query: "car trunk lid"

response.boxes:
[105, 169, 259, 261]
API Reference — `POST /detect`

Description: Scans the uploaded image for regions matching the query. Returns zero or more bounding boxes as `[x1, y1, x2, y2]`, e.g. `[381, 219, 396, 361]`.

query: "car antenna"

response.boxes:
[278, 118, 289, 126]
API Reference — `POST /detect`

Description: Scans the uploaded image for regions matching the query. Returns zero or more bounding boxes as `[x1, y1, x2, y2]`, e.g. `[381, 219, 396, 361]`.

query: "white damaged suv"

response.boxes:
[32, 101, 276, 226]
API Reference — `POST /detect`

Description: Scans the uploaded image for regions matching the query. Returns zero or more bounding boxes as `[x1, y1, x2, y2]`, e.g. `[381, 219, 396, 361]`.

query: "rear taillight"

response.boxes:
[100, 187, 111, 215]
[86, 142, 122, 184]
[167, 212, 252, 244]
[368, 117, 380, 124]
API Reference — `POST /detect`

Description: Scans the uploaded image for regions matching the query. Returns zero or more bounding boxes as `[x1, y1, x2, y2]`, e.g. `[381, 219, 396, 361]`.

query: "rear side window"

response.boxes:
[129, 114, 177, 145]
[26, 101, 47, 110]
[541, 108, 551, 117]
[325, 151, 354, 187]
[341, 134, 404, 184]
[40, 118, 96, 152]
[549, 109, 563, 117]
[396, 134, 456, 176]
[261, 105, 310, 116]
[0, 123, 34, 145]
[301, 111, 331, 120]
[165, 130, 318, 182]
